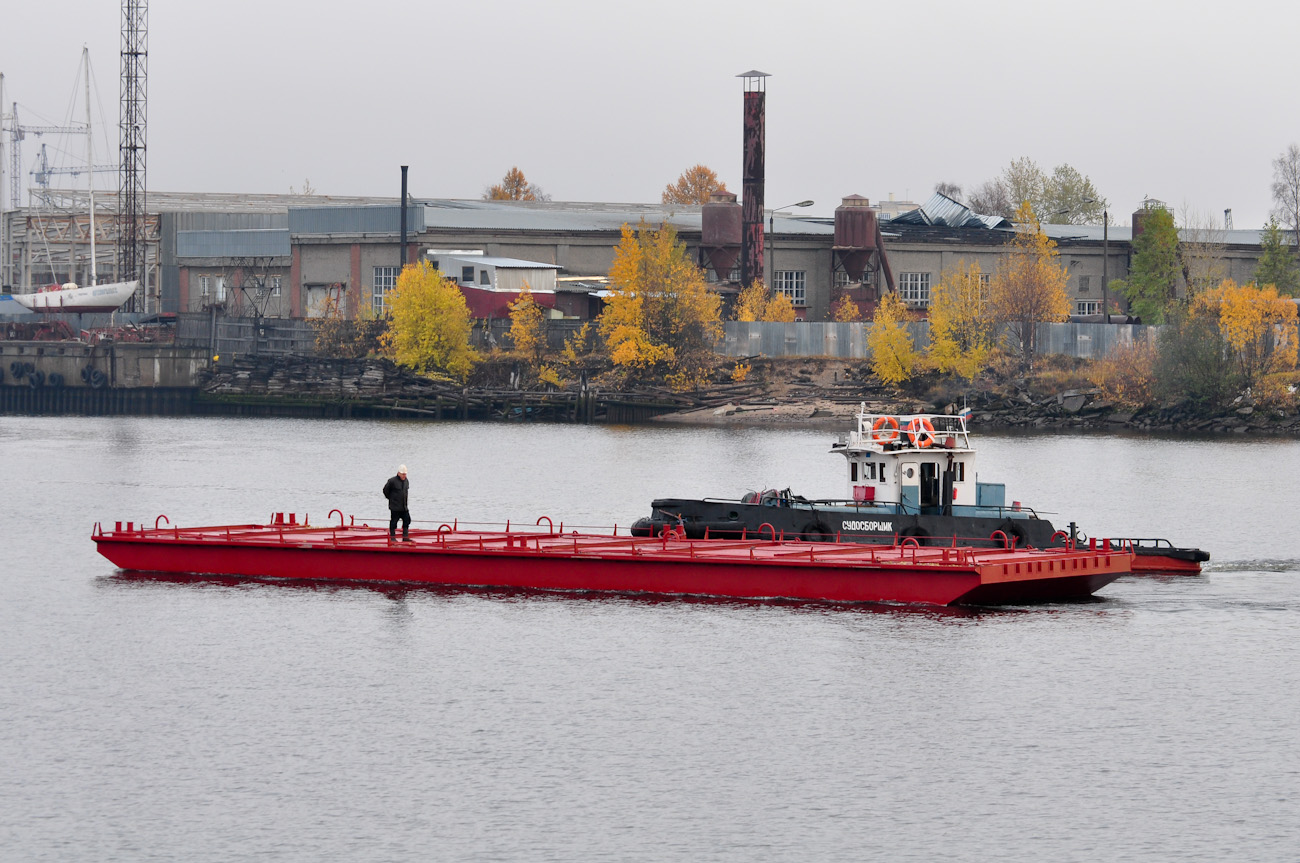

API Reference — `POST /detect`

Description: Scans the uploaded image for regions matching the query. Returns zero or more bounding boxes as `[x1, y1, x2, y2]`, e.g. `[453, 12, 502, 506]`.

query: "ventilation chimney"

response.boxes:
[738, 71, 769, 286]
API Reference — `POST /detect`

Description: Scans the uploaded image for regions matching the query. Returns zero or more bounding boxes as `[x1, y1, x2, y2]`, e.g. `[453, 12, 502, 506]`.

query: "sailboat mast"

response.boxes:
[1, 71, 7, 290]
[84, 46, 97, 285]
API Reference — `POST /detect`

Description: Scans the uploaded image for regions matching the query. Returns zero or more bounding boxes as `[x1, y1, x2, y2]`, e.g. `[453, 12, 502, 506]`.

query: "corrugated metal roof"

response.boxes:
[289, 205, 426, 235]
[438, 254, 559, 270]
[177, 229, 290, 258]
[170, 212, 287, 231]
[891, 193, 1009, 229]
[419, 200, 833, 236]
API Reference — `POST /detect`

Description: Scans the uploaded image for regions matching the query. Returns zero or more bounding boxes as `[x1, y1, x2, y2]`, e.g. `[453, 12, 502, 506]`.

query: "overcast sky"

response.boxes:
[3, 0, 1295, 229]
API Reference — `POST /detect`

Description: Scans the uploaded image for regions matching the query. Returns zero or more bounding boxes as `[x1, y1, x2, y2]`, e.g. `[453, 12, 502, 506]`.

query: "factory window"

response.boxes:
[898, 272, 930, 307]
[835, 270, 872, 288]
[480, 269, 491, 286]
[461, 265, 475, 283]
[215, 277, 227, 302]
[1077, 300, 1100, 315]
[1079, 275, 1092, 293]
[199, 275, 211, 297]
[269, 276, 282, 297]
[774, 270, 806, 306]
[372, 266, 399, 314]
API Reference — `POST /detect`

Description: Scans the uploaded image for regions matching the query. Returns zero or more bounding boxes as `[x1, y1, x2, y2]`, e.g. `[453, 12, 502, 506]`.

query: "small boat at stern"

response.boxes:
[92, 512, 1133, 607]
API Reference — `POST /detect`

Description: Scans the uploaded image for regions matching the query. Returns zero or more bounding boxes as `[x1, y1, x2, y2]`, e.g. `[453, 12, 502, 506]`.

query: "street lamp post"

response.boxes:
[1101, 209, 1109, 323]
[768, 199, 814, 301]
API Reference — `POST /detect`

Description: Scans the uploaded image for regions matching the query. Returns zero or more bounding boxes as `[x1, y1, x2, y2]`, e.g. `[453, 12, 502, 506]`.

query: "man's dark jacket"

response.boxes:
[383, 475, 409, 511]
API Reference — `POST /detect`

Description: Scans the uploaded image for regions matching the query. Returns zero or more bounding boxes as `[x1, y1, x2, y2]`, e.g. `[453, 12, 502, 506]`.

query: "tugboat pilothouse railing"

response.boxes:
[688, 495, 1045, 520]
[838, 405, 973, 452]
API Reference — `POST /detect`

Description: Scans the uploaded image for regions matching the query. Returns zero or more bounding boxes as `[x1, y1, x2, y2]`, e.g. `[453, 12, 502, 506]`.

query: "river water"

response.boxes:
[2, 415, 1297, 862]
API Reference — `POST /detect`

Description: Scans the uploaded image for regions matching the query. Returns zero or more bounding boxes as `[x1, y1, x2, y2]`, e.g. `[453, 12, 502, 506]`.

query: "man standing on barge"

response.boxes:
[384, 465, 411, 542]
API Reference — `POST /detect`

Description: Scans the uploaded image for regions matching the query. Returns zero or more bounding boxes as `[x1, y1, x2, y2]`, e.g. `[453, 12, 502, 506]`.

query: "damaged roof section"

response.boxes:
[890, 193, 1010, 229]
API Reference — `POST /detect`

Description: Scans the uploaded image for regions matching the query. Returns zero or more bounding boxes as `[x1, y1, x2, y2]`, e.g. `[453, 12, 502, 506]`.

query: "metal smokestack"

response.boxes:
[738, 71, 769, 287]
[400, 165, 409, 272]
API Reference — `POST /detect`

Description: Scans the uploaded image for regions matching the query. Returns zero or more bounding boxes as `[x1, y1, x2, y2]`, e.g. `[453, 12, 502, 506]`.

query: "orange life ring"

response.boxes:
[907, 417, 936, 448]
[871, 416, 900, 442]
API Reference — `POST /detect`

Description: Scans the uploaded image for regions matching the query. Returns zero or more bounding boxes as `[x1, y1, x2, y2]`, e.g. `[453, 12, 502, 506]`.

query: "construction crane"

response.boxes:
[31, 144, 117, 209]
[6, 107, 93, 210]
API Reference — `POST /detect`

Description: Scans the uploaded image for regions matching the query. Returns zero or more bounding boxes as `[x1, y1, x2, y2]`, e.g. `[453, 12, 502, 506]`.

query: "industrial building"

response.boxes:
[1, 190, 1276, 325]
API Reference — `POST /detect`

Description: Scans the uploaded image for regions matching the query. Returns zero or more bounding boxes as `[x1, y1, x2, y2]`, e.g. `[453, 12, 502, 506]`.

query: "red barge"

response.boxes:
[93, 512, 1133, 607]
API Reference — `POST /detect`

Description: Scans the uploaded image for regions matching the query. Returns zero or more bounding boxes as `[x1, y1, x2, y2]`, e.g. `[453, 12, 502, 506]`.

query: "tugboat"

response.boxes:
[632, 405, 1209, 572]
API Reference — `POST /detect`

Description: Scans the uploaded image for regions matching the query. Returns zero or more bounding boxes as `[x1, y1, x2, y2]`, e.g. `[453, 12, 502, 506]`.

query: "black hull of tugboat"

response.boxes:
[632, 498, 1061, 549]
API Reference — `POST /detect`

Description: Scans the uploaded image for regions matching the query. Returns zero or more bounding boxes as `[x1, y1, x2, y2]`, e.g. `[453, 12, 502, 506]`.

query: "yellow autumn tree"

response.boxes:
[508, 286, 548, 368]
[735, 280, 768, 322]
[763, 290, 797, 322]
[992, 201, 1071, 369]
[662, 164, 729, 205]
[380, 261, 479, 381]
[831, 294, 861, 322]
[928, 260, 996, 380]
[867, 292, 918, 385]
[735, 280, 796, 322]
[1192, 280, 1299, 388]
[484, 166, 549, 201]
[600, 220, 722, 389]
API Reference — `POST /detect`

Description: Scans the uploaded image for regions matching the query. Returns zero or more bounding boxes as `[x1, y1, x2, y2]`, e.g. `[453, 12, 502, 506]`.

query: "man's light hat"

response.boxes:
[398, 464, 407, 474]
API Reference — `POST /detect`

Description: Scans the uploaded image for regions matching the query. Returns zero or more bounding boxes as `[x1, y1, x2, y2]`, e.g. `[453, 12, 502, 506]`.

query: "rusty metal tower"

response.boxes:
[117, 0, 147, 307]
[737, 70, 767, 288]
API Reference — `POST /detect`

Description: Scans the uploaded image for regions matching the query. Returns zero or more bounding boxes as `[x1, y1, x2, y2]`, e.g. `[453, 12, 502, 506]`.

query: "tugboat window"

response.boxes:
[851, 463, 859, 482]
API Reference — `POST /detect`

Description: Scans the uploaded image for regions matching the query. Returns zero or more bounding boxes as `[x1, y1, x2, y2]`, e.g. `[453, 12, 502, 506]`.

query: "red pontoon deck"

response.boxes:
[93, 513, 1134, 607]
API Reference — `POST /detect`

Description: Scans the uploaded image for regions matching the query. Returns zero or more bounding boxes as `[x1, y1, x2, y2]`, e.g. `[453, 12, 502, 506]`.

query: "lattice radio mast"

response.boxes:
[117, 0, 147, 308]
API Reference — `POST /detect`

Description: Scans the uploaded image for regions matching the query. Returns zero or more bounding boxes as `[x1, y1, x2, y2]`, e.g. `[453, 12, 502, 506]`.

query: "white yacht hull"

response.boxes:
[11, 280, 138, 313]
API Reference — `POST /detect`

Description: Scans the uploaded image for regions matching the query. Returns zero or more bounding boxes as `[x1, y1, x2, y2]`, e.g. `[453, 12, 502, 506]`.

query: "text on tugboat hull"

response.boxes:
[842, 520, 893, 532]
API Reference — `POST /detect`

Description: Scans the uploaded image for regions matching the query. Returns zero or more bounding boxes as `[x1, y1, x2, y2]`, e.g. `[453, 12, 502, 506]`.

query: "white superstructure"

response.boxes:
[831, 406, 997, 513]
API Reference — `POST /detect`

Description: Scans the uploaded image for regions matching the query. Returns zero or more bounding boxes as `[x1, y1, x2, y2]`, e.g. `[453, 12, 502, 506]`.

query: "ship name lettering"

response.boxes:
[842, 520, 892, 532]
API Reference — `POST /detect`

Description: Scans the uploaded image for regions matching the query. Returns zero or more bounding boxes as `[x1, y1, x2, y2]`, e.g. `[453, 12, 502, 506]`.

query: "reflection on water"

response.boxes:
[3, 416, 1299, 863]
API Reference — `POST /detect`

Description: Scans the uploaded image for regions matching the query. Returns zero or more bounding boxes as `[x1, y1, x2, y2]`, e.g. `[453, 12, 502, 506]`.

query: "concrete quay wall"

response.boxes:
[1, 342, 210, 390]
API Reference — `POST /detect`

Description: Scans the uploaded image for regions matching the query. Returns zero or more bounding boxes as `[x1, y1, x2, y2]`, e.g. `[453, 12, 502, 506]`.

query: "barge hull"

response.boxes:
[93, 520, 1130, 607]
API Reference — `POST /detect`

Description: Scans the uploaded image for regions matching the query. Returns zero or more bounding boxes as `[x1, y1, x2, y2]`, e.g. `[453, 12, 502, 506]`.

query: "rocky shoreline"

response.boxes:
[198, 353, 1300, 436]
[653, 391, 1300, 436]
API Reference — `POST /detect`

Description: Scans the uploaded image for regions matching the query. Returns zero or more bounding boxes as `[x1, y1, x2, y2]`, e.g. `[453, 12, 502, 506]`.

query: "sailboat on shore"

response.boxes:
[4, 47, 138, 317]
[10, 279, 139, 313]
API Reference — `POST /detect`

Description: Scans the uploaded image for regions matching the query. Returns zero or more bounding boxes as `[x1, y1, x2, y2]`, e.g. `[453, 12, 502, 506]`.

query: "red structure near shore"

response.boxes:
[93, 513, 1132, 607]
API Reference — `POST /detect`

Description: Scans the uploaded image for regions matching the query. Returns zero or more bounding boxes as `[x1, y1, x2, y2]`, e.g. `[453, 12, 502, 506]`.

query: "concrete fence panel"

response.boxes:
[720, 320, 1153, 360]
